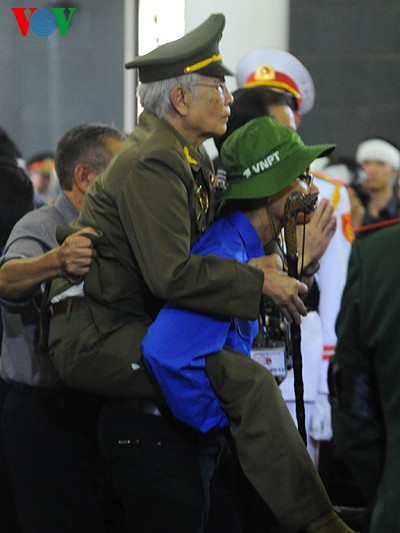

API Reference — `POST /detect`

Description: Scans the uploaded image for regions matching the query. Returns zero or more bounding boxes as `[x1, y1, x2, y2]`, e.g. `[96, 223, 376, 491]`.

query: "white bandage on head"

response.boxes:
[356, 139, 400, 169]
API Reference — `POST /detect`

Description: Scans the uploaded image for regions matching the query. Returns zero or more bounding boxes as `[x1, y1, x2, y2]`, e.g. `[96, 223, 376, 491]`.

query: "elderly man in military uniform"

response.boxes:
[46, 14, 350, 533]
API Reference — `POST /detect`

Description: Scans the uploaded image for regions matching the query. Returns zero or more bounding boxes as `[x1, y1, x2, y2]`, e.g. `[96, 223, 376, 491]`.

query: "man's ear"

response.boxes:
[170, 85, 191, 116]
[74, 162, 95, 192]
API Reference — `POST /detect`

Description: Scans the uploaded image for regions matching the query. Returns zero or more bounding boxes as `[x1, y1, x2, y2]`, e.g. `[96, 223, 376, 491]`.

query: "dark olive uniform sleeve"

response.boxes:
[71, 112, 263, 324]
[332, 239, 383, 504]
[114, 144, 263, 320]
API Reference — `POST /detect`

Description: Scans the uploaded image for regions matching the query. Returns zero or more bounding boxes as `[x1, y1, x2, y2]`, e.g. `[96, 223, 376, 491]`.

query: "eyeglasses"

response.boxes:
[195, 81, 227, 97]
[298, 172, 314, 188]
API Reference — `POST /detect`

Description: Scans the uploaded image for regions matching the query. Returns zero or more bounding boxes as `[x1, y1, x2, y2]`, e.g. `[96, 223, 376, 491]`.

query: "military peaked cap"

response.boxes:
[236, 48, 315, 115]
[125, 13, 233, 82]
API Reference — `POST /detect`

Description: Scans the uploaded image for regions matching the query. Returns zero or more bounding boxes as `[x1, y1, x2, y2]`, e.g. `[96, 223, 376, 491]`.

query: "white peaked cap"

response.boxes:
[236, 47, 316, 115]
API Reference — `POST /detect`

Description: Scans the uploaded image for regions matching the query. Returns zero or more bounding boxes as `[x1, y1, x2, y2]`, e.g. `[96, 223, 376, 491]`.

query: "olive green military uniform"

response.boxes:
[46, 111, 267, 532]
[331, 221, 400, 532]
[47, 112, 335, 532]
[47, 13, 343, 532]
[48, 111, 263, 396]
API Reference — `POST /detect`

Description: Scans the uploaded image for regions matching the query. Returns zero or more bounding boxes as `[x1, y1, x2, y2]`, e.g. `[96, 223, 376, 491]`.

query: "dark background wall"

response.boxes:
[2, 1, 400, 162]
[290, 0, 400, 158]
[1, 1, 124, 160]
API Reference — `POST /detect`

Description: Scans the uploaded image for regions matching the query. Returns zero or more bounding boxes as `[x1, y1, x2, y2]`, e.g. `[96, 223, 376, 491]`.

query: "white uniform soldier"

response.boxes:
[236, 48, 353, 462]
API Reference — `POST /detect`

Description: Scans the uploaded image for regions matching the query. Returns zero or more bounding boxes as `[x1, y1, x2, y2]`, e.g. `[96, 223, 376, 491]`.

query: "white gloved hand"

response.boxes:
[309, 393, 333, 441]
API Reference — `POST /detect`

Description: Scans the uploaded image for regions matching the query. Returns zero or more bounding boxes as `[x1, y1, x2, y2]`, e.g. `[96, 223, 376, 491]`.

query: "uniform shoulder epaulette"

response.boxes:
[312, 170, 347, 187]
[353, 217, 400, 237]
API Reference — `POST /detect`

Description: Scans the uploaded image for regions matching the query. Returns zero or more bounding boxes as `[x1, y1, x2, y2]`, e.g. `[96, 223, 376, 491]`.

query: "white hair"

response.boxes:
[137, 73, 202, 119]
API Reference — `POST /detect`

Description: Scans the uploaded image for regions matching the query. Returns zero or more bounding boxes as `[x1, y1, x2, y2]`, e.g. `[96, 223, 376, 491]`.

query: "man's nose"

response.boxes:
[225, 86, 234, 106]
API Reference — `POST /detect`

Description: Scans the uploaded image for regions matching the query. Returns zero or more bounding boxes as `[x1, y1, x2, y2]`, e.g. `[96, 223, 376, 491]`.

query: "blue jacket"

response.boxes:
[142, 211, 264, 432]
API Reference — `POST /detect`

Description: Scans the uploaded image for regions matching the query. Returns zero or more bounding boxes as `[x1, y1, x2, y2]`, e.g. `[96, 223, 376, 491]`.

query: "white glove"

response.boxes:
[309, 393, 333, 441]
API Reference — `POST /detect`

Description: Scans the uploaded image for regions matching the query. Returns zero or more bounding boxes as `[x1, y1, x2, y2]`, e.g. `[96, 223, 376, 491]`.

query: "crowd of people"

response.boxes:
[1, 11, 399, 533]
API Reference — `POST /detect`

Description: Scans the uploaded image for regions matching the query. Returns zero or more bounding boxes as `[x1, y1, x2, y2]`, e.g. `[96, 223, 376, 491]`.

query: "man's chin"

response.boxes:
[209, 127, 227, 139]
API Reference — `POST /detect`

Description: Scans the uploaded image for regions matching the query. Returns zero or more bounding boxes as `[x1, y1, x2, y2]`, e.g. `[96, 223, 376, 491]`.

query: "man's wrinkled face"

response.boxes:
[189, 76, 234, 144]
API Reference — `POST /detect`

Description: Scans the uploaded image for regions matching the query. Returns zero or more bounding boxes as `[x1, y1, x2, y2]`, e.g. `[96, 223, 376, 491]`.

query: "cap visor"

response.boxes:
[197, 62, 234, 77]
[125, 59, 136, 69]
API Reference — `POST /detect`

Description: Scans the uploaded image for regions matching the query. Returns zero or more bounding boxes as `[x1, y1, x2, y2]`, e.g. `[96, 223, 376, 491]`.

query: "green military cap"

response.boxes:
[125, 13, 233, 82]
[221, 116, 335, 200]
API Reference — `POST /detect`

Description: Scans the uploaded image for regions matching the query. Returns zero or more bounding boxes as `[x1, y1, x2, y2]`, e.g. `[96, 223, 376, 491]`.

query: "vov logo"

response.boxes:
[11, 7, 76, 36]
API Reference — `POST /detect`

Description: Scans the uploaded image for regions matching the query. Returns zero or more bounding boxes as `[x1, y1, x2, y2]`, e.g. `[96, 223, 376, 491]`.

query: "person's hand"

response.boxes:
[60, 226, 97, 278]
[298, 198, 336, 271]
[249, 254, 308, 324]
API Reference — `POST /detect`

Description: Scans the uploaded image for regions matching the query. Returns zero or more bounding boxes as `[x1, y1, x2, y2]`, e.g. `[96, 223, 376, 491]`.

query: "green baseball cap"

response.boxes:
[220, 116, 335, 200]
[125, 14, 233, 82]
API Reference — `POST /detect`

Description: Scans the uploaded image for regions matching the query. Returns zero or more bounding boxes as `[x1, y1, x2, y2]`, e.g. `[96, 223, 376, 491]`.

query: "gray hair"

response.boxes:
[55, 124, 125, 191]
[137, 73, 202, 119]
